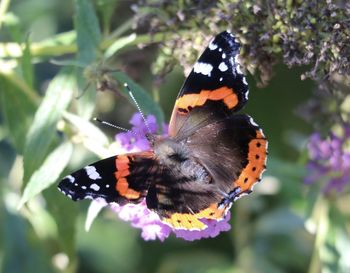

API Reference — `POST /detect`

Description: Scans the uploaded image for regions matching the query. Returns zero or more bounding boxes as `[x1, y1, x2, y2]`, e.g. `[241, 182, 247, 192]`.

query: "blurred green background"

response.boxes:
[1, 1, 349, 273]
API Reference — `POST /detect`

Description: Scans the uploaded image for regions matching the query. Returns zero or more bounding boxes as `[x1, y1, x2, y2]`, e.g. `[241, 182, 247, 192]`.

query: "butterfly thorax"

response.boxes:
[153, 138, 212, 184]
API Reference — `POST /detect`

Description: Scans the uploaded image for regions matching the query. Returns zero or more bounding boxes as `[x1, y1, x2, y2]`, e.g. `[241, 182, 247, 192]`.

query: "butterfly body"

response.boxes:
[58, 31, 268, 231]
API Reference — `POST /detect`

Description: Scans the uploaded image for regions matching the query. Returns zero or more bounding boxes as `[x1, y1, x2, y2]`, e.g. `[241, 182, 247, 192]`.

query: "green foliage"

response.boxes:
[112, 71, 165, 124]
[0, 1, 349, 273]
[23, 68, 76, 183]
[74, 0, 102, 66]
[0, 74, 37, 153]
[19, 141, 73, 208]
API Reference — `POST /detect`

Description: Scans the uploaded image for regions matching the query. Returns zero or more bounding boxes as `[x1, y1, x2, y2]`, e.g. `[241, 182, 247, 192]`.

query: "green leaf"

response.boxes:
[63, 111, 109, 157]
[96, 0, 120, 35]
[23, 68, 75, 184]
[74, 0, 102, 65]
[104, 33, 136, 59]
[0, 75, 36, 153]
[19, 141, 73, 208]
[21, 35, 34, 89]
[38, 30, 76, 48]
[2, 210, 55, 273]
[112, 71, 165, 125]
[44, 185, 78, 264]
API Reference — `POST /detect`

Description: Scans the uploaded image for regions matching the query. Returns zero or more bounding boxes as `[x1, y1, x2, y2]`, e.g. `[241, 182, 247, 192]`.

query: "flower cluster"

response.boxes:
[109, 201, 231, 241]
[305, 125, 350, 193]
[134, 1, 350, 86]
[86, 113, 231, 241]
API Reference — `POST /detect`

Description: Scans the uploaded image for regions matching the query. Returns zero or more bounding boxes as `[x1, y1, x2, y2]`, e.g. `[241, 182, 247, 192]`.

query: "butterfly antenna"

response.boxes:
[93, 118, 139, 137]
[124, 83, 152, 135]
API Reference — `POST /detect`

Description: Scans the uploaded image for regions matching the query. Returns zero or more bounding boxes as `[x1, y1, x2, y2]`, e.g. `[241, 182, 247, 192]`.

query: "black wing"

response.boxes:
[58, 152, 156, 204]
[169, 31, 249, 136]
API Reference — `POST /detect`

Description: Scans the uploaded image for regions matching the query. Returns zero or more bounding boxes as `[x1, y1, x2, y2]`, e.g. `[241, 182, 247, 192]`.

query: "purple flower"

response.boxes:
[173, 212, 231, 241]
[108, 200, 231, 241]
[86, 198, 231, 241]
[115, 113, 159, 152]
[110, 200, 172, 241]
[305, 125, 350, 194]
[85, 112, 232, 241]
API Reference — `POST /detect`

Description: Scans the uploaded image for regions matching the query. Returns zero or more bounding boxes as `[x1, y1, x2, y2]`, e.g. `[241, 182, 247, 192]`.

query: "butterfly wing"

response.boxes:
[58, 151, 156, 204]
[169, 31, 249, 136]
[147, 32, 266, 230]
[186, 114, 267, 195]
[58, 149, 229, 230]
[146, 114, 267, 230]
[145, 166, 229, 231]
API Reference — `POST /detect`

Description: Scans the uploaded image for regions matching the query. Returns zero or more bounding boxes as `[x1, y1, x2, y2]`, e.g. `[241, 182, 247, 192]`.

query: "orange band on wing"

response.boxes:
[233, 129, 267, 192]
[115, 169, 130, 179]
[162, 213, 207, 230]
[114, 155, 141, 199]
[116, 155, 129, 170]
[161, 203, 228, 230]
[175, 86, 238, 113]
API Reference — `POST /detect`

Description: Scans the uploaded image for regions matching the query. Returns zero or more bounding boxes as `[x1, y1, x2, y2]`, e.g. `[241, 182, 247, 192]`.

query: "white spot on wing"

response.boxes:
[82, 186, 87, 190]
[219, 77, 223, 81]
[90, 183, 100, 191]
[234, 55, 243, 75]
[219, 48, 222, 52]
[243, 77, 248, 85]
[222, 53, 226, 59]
[106, 184, 110, 188]
[249, 116, 259, 127]
[245, 89, 249, 100]
[258, 128, 266, 138]
[218, 62, 228, 72]
[193, 62, 213, 77]
[66, 175, 75, 183]
[85, 166, 102, 180]
[233, 192, 249, 202]
[208, 40, 218, 50]
[236, 64, 243, 74]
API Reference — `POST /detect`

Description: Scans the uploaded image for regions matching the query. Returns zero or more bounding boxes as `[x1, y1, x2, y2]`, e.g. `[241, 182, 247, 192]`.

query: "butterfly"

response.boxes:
[58, 31, 268, 231]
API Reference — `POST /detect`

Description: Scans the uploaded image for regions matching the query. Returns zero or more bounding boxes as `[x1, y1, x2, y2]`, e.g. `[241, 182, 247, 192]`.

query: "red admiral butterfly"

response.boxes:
[58, 31, 268, 231]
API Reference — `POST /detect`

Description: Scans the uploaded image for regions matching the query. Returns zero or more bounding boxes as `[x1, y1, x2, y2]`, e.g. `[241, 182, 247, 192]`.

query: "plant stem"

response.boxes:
[0, 32, 169, 59]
